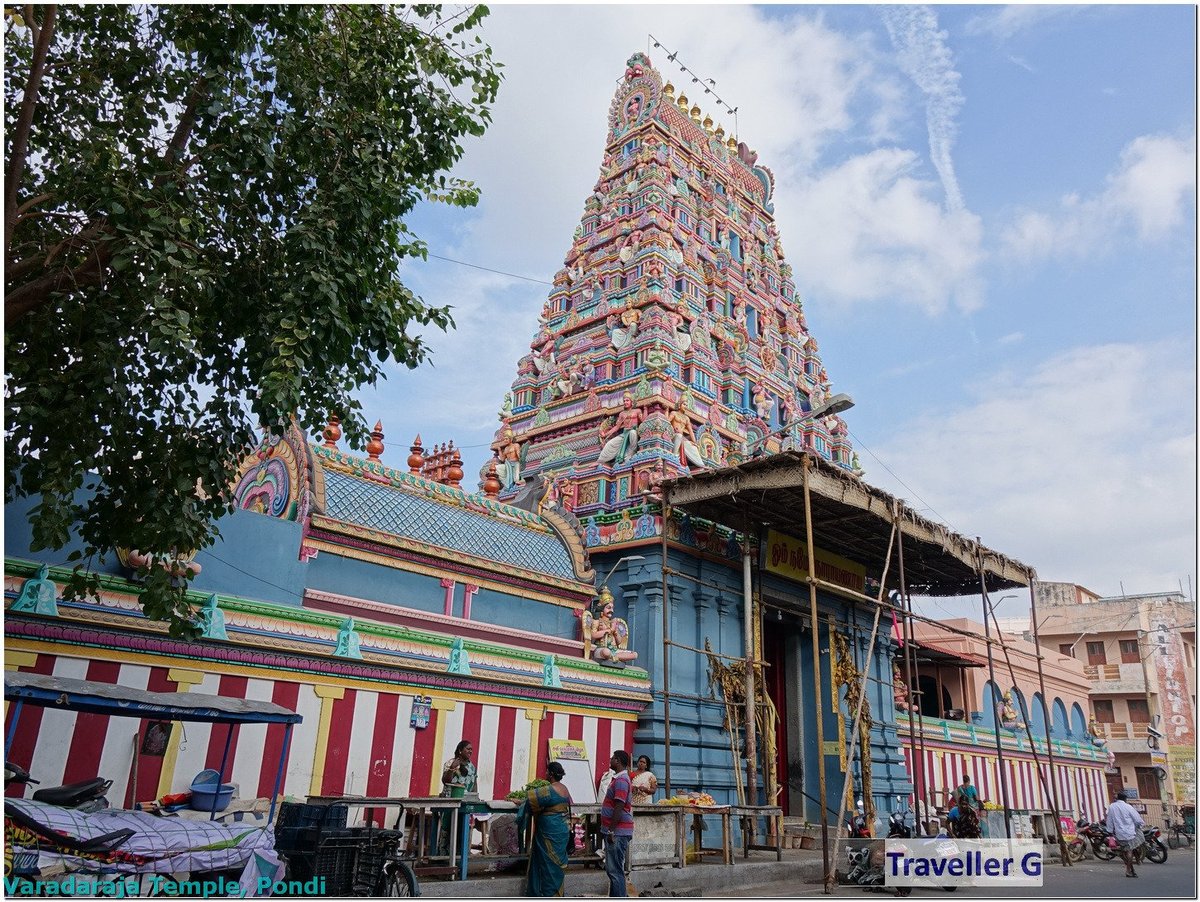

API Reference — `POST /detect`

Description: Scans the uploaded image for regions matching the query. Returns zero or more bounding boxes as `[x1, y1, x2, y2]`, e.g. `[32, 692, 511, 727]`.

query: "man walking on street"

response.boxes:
[1105, 790, 1145, 877]
[601, 750, 634, 897]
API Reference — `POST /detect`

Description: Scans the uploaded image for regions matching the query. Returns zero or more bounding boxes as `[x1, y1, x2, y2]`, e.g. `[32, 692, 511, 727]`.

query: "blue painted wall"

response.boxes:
[6, 489, 306, 607]
[591, 540, 912, 834]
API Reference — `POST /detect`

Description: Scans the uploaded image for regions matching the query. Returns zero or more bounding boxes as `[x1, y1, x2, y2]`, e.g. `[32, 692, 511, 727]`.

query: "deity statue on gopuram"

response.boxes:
[487, 52, 853, 547]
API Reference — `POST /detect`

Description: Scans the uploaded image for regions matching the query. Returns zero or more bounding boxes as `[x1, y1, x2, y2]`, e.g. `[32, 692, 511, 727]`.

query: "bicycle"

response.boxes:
[1166, 821, 1194, 850]
[373, 831, 420, 897]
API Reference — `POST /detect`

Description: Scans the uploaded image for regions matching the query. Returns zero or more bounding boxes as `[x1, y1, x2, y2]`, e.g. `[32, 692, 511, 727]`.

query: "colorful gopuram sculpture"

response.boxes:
[490, 52, 852, 543]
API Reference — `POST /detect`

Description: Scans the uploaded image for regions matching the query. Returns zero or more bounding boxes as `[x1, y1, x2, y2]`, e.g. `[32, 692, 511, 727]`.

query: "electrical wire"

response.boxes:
[424, 253, 553, 286]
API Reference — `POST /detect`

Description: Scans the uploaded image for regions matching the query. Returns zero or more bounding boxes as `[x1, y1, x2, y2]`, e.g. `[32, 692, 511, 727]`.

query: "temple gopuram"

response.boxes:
[492, 51, 856, 541]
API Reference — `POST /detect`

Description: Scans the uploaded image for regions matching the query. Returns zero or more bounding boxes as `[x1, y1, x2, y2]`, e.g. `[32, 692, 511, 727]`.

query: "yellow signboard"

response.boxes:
[764, 529, 867, 594]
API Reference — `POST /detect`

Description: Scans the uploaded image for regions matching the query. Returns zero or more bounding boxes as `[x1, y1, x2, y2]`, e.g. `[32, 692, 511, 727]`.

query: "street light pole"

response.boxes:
[746, 393, 855, 456]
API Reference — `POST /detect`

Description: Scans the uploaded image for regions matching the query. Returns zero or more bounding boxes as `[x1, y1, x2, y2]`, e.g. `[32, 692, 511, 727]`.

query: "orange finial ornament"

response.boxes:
[323, 415, 342, 449]
[367, 420, 385, 461]
[407, 435, 425, 473]
[483, 460, 502, 498]
[446, 442, 463, 488]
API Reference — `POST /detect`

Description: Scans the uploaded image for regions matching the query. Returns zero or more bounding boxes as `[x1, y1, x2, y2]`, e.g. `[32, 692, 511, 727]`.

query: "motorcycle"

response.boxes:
[1076, 815, 1115, 860]
[1140, 825, 1168, 864]
[4, 761, 111, 813]
[839, 845, 912, 896]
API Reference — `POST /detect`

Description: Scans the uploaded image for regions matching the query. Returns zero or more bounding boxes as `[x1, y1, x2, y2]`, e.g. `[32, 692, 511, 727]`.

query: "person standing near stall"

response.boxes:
[630, 755, 658, 805]
[516, 761, 573, 896]
[600, 750, 634, 897]
[439, 740, 483, 855]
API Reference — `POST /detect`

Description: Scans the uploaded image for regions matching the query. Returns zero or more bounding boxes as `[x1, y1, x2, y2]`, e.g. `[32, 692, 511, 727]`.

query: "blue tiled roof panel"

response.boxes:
[323, 470, 577, 581]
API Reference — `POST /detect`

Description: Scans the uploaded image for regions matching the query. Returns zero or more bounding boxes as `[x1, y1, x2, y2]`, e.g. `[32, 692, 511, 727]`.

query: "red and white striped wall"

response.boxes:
[902, 742, 1108, 817]
[4, 650, 637, 821]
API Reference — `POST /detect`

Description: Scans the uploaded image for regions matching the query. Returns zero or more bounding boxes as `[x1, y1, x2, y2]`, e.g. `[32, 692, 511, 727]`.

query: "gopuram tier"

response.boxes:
[491, 53, 856, 546]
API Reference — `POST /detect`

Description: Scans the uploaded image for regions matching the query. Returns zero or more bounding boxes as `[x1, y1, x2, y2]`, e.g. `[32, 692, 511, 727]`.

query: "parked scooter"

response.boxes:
[887, 811, 912, 839]
[4, 761, 111, 813]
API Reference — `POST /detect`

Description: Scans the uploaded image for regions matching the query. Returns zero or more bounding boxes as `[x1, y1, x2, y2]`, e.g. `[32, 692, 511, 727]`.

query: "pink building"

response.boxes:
[897, 617, 1108, 837]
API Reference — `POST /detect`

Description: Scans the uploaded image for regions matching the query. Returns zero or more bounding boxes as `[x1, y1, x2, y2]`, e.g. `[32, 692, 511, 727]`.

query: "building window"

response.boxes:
[618, 203, 632, 217]
[1093, 699, 1115, 723]
[1127, 698, 1151, 723]
[1119, 639, 1140, 663]
[1059, 644, 1075, 658]
[622, 138, 640, 157]
[1135, 767, 1162, 800]
[1086, 641, 1107, 666]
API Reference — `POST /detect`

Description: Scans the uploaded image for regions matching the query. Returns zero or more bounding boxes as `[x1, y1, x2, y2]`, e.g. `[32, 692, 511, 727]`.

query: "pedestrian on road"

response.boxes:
[1105, 790, 1145, 878]
[601, 750, 634, 897]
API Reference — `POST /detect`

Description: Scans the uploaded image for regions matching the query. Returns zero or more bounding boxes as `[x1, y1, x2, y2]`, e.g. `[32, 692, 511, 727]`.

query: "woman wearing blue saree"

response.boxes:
[516, 761, 573, 896]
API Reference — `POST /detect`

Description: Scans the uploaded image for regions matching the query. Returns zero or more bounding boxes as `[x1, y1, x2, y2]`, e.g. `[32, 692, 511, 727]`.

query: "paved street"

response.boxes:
[716, 849, 1196, 898]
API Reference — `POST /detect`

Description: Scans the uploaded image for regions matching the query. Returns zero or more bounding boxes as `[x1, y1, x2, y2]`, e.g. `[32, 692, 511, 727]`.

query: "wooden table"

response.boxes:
[729, 805, 784, 861]
[678, 805, 733, 866]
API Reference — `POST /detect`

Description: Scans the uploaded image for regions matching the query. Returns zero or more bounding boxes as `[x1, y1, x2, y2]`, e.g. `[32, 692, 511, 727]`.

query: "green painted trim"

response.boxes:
[4, 557, 649, 684]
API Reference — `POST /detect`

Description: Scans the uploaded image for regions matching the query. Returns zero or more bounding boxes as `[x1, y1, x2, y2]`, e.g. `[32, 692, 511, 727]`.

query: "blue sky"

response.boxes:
[355, 4, 1196, 610]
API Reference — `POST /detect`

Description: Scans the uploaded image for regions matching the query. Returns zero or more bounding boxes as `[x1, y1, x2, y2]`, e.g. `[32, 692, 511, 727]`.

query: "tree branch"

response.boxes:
[7, 71, 211, 325]
[5, 4, 57, 263]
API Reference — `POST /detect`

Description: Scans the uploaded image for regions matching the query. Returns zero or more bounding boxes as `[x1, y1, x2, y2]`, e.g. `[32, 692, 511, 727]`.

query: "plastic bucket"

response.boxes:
[449, 785, 467, 799]
[190, 783, 235, 812]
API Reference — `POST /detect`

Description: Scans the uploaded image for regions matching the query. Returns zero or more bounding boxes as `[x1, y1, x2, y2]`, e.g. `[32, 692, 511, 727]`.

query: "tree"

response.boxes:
[4, 5, 502, 634]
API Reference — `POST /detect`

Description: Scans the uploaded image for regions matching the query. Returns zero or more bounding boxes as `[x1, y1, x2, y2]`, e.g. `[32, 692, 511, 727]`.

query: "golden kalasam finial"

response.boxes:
[715, 125, 726, 141]
[726, 135, 737, 150]
[677, 93, 689, 110]
[689, 104, 702, 122]
[663, 81, 676, 100]
[703, 115, 714, 133]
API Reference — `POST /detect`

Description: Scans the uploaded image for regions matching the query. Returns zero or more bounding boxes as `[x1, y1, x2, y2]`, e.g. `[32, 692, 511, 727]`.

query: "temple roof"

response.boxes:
[321, 468, 582, 583]
[229, 422, 596, 592]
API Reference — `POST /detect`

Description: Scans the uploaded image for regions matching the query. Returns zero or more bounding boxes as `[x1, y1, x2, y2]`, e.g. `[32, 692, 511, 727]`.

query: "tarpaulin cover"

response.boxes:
[5, 798, 281, 895]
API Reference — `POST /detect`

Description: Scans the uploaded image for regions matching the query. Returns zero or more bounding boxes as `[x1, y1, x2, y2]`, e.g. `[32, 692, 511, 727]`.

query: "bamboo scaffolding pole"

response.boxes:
[661, 565, 737, 593]
[1026, 580, 1069, 859]
[987, 614, 1063, 848]
[802, 456, 832, 889]
[825, 517, 897, 892]
[978, 542, 1014, 837]
[665, 638, 767, 664]
[897, 519, 925, 835]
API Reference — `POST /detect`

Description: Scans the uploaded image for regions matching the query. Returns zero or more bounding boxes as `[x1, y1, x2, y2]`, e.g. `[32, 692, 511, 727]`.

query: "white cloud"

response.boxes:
[785, 148, 985, 313]
[1007, 55, 1035, 73]
[997, 332, 1023, 346]
[1001, 133, 1196, 260]
[879, 5, 966, 212]
[964, 6, 1084, 41]
[866, 341, 1197, 595]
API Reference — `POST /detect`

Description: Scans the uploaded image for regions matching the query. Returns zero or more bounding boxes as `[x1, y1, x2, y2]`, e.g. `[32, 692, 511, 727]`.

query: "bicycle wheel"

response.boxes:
[377, 862, 419, 897]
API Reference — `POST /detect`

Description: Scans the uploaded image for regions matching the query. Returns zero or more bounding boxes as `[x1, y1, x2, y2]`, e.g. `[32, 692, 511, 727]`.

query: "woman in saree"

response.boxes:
[516, 761, 573, 897]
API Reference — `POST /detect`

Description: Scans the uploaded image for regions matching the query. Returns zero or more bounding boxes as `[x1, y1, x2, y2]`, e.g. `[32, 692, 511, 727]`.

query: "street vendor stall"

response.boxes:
[4, 672, 302, 896]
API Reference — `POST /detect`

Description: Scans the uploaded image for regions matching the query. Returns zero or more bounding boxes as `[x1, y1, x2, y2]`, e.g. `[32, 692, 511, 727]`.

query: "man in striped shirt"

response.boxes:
[600, 749, 634, 896]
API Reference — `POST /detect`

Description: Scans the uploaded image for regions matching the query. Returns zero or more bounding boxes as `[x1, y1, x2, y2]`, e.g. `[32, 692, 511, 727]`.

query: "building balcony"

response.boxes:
[1084, 662, 1148, 693]
[1093, 721, 1153, 755]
